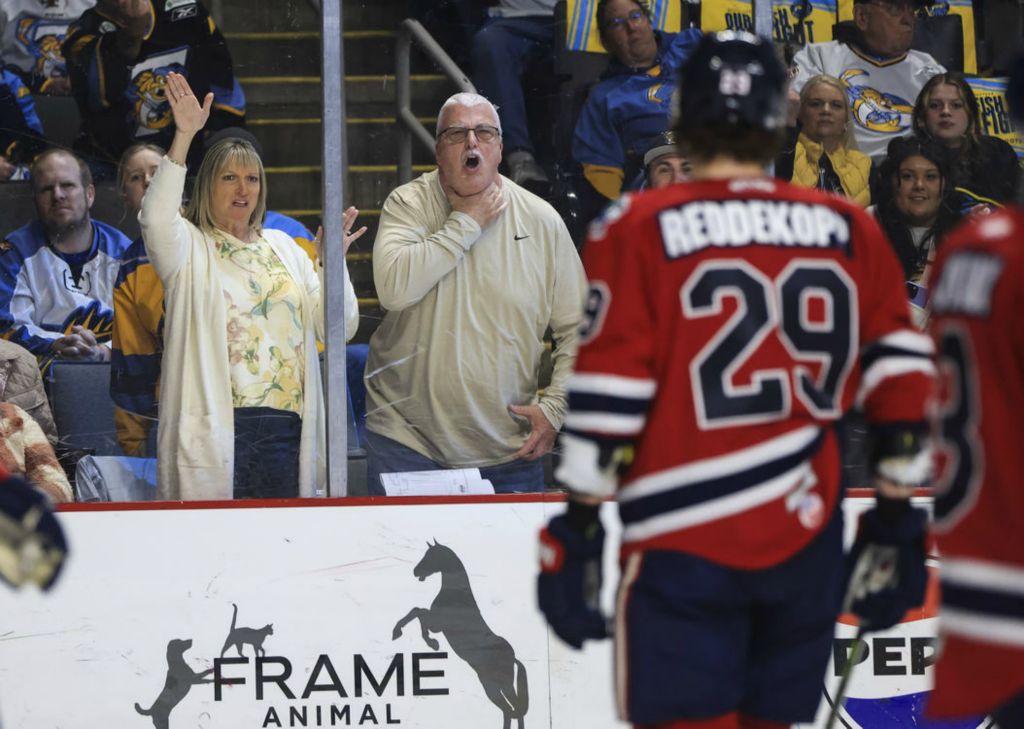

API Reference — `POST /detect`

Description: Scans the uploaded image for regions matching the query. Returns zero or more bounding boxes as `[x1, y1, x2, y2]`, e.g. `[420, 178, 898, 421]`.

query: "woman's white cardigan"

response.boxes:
[140, 157, 358, 500]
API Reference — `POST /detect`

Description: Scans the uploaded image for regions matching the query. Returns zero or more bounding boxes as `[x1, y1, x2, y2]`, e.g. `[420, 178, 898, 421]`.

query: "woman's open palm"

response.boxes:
[165, 71, 212, 134]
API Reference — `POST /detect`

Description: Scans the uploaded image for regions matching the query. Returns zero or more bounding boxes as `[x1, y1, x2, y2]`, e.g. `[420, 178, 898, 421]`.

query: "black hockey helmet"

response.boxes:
[675, 31, 788, 135]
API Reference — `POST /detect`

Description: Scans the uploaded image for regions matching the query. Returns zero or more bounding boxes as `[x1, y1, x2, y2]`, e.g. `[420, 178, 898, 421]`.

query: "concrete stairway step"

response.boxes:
[239, 73, 455, 107]
[215, 0, 413, 33]
[227, 30, 438, 77]
[264, 164, 434, 211]
[248, 116, 437, 166]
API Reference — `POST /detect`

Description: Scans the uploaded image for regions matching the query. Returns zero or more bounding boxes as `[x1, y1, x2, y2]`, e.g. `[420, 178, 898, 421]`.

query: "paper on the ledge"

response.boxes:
[380, 468, 495, 496]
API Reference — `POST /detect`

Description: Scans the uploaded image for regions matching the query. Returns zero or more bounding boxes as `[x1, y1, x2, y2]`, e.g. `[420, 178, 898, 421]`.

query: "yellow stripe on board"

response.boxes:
[357, 298, 380, 307]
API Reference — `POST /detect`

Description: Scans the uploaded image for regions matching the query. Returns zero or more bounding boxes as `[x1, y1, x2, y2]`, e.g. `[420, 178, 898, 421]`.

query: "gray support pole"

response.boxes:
[752, 0, 774, 40]
[321, 0, 349, 495]
[396, 25, 413, 186]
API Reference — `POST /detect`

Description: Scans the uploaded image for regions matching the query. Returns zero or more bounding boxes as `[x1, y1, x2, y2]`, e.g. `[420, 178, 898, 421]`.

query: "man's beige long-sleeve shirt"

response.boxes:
[366, 170, 586, 467]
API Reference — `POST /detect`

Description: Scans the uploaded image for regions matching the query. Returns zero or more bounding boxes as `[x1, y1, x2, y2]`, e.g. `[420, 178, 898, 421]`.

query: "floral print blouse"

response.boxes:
[215, 230, 306, 414]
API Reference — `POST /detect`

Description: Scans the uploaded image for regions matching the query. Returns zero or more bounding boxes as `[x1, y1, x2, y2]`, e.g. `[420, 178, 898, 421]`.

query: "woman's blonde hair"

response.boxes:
[799, 74, 858, 151]
[116, 143, 165, 197]
[184, 138, 267, 236]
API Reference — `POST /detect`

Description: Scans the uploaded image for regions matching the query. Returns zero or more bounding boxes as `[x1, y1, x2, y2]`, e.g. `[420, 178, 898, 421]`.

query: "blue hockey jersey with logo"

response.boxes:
[0, 66, 44, 166]
[572, 28, 703, 199]
[0, 219, 131, 357]
[0, 0, 94, 93]
[62, 0, 245, 167]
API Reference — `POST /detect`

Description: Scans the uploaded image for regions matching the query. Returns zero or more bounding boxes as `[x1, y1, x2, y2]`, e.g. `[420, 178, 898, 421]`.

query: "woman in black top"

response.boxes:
[874, 137, 961, 286]
[912, 73, 1020, 213]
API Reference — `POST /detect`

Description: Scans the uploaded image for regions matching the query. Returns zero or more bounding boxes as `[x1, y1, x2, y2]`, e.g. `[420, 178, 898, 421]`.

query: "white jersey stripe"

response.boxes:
[942, 557, 1024, 596]
[857, 357, 936, 407]
[620, 424, 819, 503]
[568, 372, 658, 399]
[870, 329, 936, 356]
[941, 607, 1024, 648]
[621, 462, 812, 543]
[563, 411, 646, 435]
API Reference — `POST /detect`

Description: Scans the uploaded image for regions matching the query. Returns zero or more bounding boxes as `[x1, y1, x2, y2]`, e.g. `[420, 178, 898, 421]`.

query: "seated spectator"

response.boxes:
[0, 0, 94, 94]
[627, 130, 690, 190]
[0, 148, 131, 368]
[110, 130, 368, 458]
[62, 0, 245, 177]
[872, 137, 960, 306]
[912, 72, 1021, 213]
[572, 0, 701, 201]
[0, 66, 45, 181]
[776, 74, 872, 205]
[141, 72, 360, 500]
[0, 401, 71, 503]
[472, 0, 557, 192]
[791, 0, 945, 161]
[0, 339, 57, 446]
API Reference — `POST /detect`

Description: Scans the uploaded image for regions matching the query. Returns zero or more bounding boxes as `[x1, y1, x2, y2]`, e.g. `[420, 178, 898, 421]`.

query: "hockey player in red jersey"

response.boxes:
[925, 54, 1024, 729]
[537, 31, 935, 729]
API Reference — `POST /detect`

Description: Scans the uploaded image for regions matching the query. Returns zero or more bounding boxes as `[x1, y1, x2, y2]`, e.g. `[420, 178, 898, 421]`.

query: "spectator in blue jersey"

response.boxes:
[571, 0, 701, 202]
[0, 0, 95, 95]
[0, 148, 131, 367]
[911, 73, 1020, 213]
[0, 67, 46, 181]
[471, 0, 558, 192]
[62, 0, 245, 177]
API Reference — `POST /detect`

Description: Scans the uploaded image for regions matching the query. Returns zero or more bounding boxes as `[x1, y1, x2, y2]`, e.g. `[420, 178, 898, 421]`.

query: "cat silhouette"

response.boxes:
[220, 602, 274, 658]
[135, 638, 213, 729]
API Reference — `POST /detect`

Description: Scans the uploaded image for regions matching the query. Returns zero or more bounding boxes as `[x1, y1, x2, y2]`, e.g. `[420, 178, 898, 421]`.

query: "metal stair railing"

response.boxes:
[395, 18, 476, 184]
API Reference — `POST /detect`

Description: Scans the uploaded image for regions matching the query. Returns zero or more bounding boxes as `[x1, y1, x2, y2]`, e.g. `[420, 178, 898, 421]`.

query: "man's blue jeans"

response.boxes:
[471, 15, 556, 153]
[364, 429, 545, 496]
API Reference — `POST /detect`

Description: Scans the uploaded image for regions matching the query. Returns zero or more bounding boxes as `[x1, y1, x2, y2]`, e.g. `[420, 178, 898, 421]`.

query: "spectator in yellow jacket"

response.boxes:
[776, 74, 873, 206]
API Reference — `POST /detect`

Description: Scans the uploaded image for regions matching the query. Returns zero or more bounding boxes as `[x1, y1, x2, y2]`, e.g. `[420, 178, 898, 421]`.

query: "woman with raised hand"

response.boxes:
[140, 71, 362, 500]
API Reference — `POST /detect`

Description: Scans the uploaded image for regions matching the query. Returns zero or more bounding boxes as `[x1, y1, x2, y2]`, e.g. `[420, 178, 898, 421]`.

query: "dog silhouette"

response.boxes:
[135, 638, 213, 729]
[394, 540, 529, 729]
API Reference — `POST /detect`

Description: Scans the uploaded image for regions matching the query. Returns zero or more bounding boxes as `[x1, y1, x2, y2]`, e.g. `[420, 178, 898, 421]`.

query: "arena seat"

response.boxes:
[31, 95, 82, 152]
[47, 360, 122, 457]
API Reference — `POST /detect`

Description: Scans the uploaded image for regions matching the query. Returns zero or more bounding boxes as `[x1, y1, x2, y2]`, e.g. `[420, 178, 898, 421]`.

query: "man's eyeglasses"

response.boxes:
[436, 125, 501, 144]
[606, 9, 647, 31]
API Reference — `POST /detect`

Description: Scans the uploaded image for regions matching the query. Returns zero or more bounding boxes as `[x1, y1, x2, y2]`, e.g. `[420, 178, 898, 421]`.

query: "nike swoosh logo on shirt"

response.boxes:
[514, 234, 530, 241]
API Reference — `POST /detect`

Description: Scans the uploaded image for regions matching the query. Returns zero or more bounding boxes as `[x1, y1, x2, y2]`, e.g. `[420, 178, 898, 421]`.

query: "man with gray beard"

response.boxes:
[0, 148, 131, 365]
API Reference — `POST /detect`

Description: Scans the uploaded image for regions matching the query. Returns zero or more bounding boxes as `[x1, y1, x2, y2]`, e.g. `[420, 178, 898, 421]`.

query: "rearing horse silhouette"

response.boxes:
[393, 540, 529, 729]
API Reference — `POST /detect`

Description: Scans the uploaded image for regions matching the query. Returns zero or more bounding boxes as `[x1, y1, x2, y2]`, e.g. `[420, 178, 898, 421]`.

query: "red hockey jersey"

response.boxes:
[557, 177, 933, 569]
[927, 207, 1024, 719]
